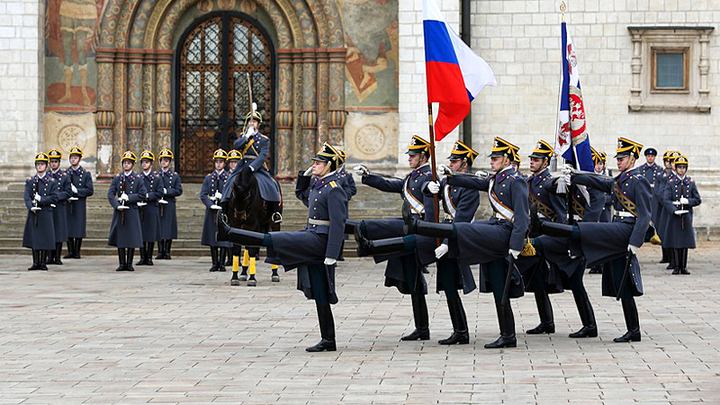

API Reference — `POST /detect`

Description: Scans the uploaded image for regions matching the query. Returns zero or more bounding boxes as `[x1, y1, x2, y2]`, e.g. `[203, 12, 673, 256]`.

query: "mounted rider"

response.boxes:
[222, 106, 282, 223]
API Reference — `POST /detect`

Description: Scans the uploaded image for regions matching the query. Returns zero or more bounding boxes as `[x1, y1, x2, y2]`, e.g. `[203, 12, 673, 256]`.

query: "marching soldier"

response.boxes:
[589, 148, 611, 273]
[136, 150, 163, 266]
[539, 137, 652, 342]
[352, 135, 435, 342]
[107, 151, 147, 271]
[402, 137, 528, 349]
[662, 155, 701, 275]
[156, 148, 182, 260]
[47, 148, 72, 265]
[65, 146, 94, 259]
[217, 143, 348, 352]
[23, 152, 58, 270]
[201, 148, 231, 272]
[222, 109, 282, 223]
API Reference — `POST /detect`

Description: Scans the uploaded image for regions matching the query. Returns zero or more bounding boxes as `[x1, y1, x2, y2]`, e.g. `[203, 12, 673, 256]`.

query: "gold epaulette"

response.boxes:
[329, 181, 337, 188]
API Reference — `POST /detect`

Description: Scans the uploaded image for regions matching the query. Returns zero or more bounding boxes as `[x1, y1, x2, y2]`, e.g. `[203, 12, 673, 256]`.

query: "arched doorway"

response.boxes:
[175, 12, 275, 181]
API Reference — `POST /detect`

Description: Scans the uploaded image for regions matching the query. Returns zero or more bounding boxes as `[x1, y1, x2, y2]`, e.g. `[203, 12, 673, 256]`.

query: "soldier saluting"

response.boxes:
[136, 150, 163, 266]
[65, 146, 94, 259]
[23, 152, 58, 271]
[47, 148, 72, 265]
[108, 151, 147, 271]
[156, 148, 182, 260]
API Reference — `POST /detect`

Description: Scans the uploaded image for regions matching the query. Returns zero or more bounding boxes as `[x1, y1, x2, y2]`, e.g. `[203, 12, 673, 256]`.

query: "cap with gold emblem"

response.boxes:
[591, 147, 603, 165]
[489, 136, 520, 163]
[212, 148, 228, 161]
[674, 155, 689, 167]
[406, 135, 431, 157]
[48, 148, 62, 160]
[227, 149, 242, 161]
[121, 151, 137, 163]
[337, 148, 347, 166]
[139, 150, 155, 161]
[669, 151, 682, 162]
[159, 148, 174, 160]
[312, 142, 342, 171]
[529, 140, 553, 160]
[34, 152, 50, 164]
[599, 151, 607, 162]
[245, 110, 263, 125]
[614, 137, 643, 159]
[69, 146, 83, 158]
[448, 140, 479, 166]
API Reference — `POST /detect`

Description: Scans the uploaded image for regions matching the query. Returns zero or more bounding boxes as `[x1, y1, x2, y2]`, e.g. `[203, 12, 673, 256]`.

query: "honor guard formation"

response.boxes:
[24, 106, 702, 353]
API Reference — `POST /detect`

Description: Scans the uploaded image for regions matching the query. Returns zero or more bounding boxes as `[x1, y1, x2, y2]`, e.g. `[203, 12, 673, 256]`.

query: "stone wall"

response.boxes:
[0, 0, 43, 184]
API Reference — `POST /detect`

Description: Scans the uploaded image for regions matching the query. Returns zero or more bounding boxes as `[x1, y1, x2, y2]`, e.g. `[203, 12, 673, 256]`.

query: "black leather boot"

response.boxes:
[668, 248, 677, 271]
[527, 290, 555, 334]
[659, 247, 669, 263]
[614, 298, 641, 342]
[344, 220, 359, 235]
[404, 217, 455, 238]
[28, 249, 40, 270]
[438, 297, 469, 345]
[568, 289, 598, 338]
[401, 295, 430, 341]
[53, 243, 63, 265]
[126, 248, 135, 271]
[540, 221, 575, 238]
[306, 303, 337, 352]
[220, 224, 268, 247]
[164, 240, 172, 259]
[485, 302, 517, 348]
[680, 248, 690, 274]
[355, 227, 410, 257]
[137, 244, 147, 266]
[64, 238, 75, 259]
[116, 248, 127, 271]
[73, 238, 82, 259]
[209, 247, 219, 272]
[145, 242, 154, 265]
[217, 248, 227, 272]
[155, 240, 165, 260]
[224, 246, 232, 266]
[39, 250, 49, 270]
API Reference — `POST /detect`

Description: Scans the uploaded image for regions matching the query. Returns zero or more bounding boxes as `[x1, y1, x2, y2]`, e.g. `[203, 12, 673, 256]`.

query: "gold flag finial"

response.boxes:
[560, 1, 566, 22]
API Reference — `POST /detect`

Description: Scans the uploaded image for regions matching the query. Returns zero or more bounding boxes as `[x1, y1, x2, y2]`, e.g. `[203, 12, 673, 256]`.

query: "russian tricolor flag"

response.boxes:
[423, 0, 496, 141]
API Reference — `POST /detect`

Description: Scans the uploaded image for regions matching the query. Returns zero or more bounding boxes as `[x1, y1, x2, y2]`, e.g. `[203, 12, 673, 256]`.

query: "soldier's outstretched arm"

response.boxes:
[447, 175, 490, 192]
[573, 173, 613, 193]
[629, 177, 652, 248]
[362, 173, 404, 193]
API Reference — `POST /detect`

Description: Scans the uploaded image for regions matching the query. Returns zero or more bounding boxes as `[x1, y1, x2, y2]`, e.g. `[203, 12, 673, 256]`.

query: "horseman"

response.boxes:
[222, 108, 282, 223]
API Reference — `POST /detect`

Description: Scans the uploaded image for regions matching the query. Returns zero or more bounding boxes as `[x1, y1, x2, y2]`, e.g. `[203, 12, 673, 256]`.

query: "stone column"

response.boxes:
[276, 49, 294, 177]
[155, 52, 173, 151]
[142, 53, 155, 151]
[698, 30, 711, 112]
[300, 49, 318, 167]
[126, 51, 144, 154]
[113, 50, 128, 172]
[95, 48, 116, 177]
[629, 31, 643, 111]
[327, 47, 346, 148]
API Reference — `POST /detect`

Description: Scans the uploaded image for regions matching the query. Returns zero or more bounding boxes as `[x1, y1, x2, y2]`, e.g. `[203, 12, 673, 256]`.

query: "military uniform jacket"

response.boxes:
[361, 164, 435, 221]
[201, 170, 231, 247]
[640, 162, 663, 188]
[158, 169, 182, 240]
[223, 132, 281, 203]
[49, 168, 71, 243]
[22, 174, 58, 250]
[138, 171, 163, 242]
[529, 168, 567, 225]
[654, 169, 674, 241]
[336, 167, 357, 201]
[599, 169, 614, 223]
[107, 172, 147, 248]
[66, 165, 94, 238]
[661, 175, 701, 249]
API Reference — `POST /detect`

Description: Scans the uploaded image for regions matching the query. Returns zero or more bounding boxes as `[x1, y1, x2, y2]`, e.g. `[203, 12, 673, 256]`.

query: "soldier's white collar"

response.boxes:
[143, 170, 152, 176]
[320, 172, 335, 180]
[497, 166, 513, 175]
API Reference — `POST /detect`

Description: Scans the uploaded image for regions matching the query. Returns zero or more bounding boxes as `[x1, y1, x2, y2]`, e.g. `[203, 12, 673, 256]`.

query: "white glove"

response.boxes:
[163, 187, 167, 195]
[509, 249, 520, 259]
[353, 165, 369, 177]
[674, 210, 689, 216]
[34, 193, 41, 202]
[324, 257, 337, 266]
[474, 170, 490, 178]
[214, 191, 223, 200]
[435, 243, 449, 259]
[120, 192, 129, 202]
[211, 205, 222, 210]
[438, 164, 452, 178]
[244, 125, 255, 138]
[562, 164, 576, 176]
[303, 165, 313, 177]
[30, 206, 41, 213]
[137, 201, 147, 207]
[427, 181, 441, 195]
[679, 197, 689, 205]
[628, 245, 639, 255]
[71, 184, 78, 194]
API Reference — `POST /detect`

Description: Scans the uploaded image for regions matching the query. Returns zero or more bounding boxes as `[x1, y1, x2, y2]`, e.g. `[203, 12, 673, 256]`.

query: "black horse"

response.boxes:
[220, 171, 282, 286]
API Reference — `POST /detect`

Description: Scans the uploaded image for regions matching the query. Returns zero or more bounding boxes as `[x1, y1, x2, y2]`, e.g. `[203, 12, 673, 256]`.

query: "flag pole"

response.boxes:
[427, 103, 440, 225]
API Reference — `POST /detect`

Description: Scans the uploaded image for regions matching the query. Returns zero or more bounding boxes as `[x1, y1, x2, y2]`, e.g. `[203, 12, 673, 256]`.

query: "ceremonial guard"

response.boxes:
[156, 148, 182, 260]
[336, 148, 357, 201]
[589, 148, 611, 273]
[661, 155, 701, 275]
[640, 148, 663, 188]
[352, 135, 435, 342]
[107, 151, 147, 271]
[23, 152, 58, 270]
[65, 146, 94, 259]
[222, 109, 282, 223]
[539, 137, 651, 342]
[402, 137, 529, 349]
[47, 148, 72, 264]
[657, 151, 680, 268]
[218, 143, 348, 352]
[225, 149, 243, 267]
[136, 150, 163, 266]
[201, 149, 231, 272]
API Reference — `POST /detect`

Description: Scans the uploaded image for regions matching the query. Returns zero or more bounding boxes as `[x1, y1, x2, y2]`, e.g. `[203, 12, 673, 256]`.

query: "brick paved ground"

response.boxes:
[1, 243, 719, 404]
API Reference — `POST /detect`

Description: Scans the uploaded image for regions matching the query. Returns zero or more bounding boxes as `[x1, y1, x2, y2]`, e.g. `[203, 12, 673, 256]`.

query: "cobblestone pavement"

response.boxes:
[1, 243, 719, 404]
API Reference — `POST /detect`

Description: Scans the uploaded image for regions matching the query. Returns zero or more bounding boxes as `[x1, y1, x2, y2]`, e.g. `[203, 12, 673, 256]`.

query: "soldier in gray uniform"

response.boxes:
[222, 110, 282, 223]
[588, 148, 611, 274]
[336, 148, 357, 201]
[136, 150, 163, 266]
[352, 135, 435, 342]
[661, 155, 701, 275]
[224, 150, 244, 267]
[156, 148, 182, 260]
[65, 146, 94, 259]
[23, 152, 58, 271]
[403, 137, 529, 349]
[217, 143, 348, 352]
[108, 151, 148, 272]
[539, 137, 652, 342]
[657, 151, 681, 269]
[201, 149, 231, 272]
[47, 148, 71, 265]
